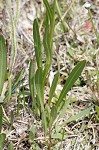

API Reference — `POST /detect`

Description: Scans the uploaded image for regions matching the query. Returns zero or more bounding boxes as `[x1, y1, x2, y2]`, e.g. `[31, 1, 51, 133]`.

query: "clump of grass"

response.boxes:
[28, 0, 93, 149]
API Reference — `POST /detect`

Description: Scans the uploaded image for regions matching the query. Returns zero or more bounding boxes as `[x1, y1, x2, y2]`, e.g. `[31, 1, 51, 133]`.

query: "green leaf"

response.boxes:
[12, 69, 24, 90]
[43, 63, 51, 86]
[48, 72, 59, 105]
[51, 133, 62, 140]
[29, 59, 36, 108]
[0, 133, 6, 150]
[42, 111, 47, 134]
[43, 0, 52, 23]
[0, 106, 2, 132]
[5, 69, 24, 103]
[35, 68, 44, 111]
[0, 35, 7, 95]
[8, 142, 14, 150]
[49, 0, 56, 48]
[59, 97, 71, 119]
[56, 60, 86, 110]
[49, 105, 57, 128]
[96, 105, 99, 117]
[29, 124, 36, 140]
[43, 26, 52, 84]
[43, 26, 51, 61]
[56, 0, 68, 32]
[62, 105, 94, 126]
[42, 0, 56, 84]
[33, 19, 42, 68]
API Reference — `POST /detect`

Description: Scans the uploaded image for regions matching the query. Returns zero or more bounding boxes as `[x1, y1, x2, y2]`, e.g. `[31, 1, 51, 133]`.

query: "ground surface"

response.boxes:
[0, 0, 99, 150]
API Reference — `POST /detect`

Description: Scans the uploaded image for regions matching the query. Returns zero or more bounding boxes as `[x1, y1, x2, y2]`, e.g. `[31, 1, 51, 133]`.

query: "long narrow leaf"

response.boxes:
[63, 105, 94, 125]
[56, 0, 67, 31]
[12, 69, 24, 90]
[4, 69, 24, 104]
[48, 72, 59, 105]
[0, 35, 7, 95]
[29, 59, 37, 110]
[57, 105, 94, 133]
[49, 105, 57, 128]
[35, 68, 44, 111]
[43, 63, 51, 86]
[56, 60, 86, 108]
[43, 0, 56, 84]
[33, 19, 42, 68]
[42, 111, 47, 135]
[29, 60, 35, 101]
[0, 106, 2, 132]
[49, 0, 56, 48]
[43, 26, 51, 61]
[43, 26, 52, 84]
[59, 97, 71, 119]
[43, 0, 52, 23]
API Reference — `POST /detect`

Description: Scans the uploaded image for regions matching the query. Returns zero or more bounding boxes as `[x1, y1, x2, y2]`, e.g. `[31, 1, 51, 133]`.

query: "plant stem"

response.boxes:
[48, 127, 52, 150]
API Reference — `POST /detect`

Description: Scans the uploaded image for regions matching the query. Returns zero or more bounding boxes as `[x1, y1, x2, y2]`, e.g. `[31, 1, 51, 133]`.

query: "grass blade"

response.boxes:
[43, 26, 52, 84]
[49, 0, 56, 48]
[57, 105, 94, 133]
[43, 26, 51, 61]
[59, 97, 71, 119]
[12, 69, 24, 90]
[33, 19, 42, 68]
[56, 60, 86, 109]
[35, 68, 44, 111]
[48, 72, 59, 105]
[42, 111, 47, 135]
[49, 105, 57, 127]
[29, 59, 35, 99]
[0, 106, 2, 133]
[43, 0, 56, 84]
[0, 35, 7, 95]
[43, 0, 52, 23]
[56, 0, 67, 32]
[63, 105, 94, 125]
[4, 69, 24, 104]
[43, 63, 51, 86]
[29, 59, 36, 109]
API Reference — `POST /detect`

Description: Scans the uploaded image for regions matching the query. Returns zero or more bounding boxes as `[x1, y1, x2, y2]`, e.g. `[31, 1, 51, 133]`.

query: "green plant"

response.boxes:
[0, 35, 7, 96]
[0, 133, 6, 150]
[85, 8, 99, 120]
[0, 34, 7, 107]
[8, 142, 14, 150]
[0, 35, 7, 149]
[29, 0, 93, 149]
[0, 34, 24, 149]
